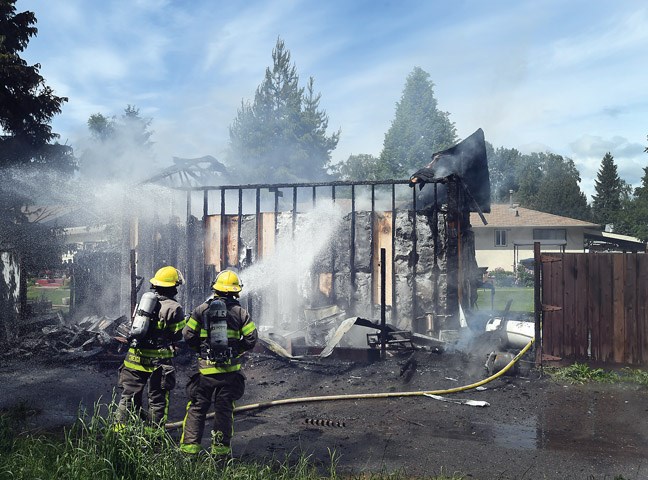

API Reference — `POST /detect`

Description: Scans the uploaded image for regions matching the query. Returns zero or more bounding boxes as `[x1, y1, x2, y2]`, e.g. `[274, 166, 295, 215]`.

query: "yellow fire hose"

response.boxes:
[165, 338, 535, 430]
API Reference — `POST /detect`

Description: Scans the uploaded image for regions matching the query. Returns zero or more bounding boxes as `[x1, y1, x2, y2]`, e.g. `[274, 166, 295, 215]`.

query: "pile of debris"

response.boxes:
[8, 313, 129, 362]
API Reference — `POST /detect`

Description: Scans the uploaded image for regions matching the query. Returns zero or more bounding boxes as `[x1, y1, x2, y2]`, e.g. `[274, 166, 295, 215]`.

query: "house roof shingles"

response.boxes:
[471, 204, 600, 228]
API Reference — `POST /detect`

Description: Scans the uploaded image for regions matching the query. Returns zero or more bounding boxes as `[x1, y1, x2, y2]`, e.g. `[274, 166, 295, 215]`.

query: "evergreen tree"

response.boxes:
[228, 38, 339, 183]
[591, 152, 623, 228]
[379, 67, 457, 178]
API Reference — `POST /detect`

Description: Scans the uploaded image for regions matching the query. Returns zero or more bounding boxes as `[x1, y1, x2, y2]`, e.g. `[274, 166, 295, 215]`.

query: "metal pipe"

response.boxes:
[292, 186, 297, 239]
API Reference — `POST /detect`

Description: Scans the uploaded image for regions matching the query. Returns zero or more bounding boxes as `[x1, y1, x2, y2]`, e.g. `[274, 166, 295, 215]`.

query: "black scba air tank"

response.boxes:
[206, 298, 231, 362]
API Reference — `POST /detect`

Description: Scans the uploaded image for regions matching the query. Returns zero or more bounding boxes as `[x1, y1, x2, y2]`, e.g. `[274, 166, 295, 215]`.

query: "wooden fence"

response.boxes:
[541, 252, 648, 365]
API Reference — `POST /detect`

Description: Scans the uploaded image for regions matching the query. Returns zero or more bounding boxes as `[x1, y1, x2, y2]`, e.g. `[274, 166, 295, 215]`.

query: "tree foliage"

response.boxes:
[0, 0, 74, 269]
[615, 167, 648, 241]
[591, 152, 624, 227]
[330, 153, 391, 181]
[379, 67, 457, 178]
[528, 153, 590, 220]
[488, 148, 591, 220]
[0, 0, 74, 171]
[79, 105, 153, 181]
[486, 144, 524, 203]
[228, 38, 339, 183]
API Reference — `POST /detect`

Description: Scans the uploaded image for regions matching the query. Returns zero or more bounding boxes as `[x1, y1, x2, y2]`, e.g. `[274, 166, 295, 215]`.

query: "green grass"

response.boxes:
[547, 362, 648, 387]
[26, 286, 70, 305]
[0, 402, 465, 480]
[474, 287, 534, 312]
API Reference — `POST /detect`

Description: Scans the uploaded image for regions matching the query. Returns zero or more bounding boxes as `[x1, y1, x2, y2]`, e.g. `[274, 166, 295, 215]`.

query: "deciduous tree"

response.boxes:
[79, 105, 153, 181]
[330, 153, 391, 181]
[0, 0, 74, 172]
[487, 145, 524, 203]
[522, 153, 591, 221]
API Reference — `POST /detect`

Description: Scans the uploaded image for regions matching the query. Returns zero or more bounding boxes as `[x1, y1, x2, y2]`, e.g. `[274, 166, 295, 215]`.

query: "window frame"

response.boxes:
[495, 229, 508, 247]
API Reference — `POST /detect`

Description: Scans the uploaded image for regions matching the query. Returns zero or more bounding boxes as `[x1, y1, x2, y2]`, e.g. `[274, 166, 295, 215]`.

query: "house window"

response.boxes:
[533, 229, 566, 241]
[495, 229, 507, 247]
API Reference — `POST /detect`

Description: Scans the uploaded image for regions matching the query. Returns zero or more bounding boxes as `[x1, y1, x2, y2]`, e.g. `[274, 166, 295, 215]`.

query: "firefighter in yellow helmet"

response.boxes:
[115, 266, 186, 428]
[180, 269, 257, 457]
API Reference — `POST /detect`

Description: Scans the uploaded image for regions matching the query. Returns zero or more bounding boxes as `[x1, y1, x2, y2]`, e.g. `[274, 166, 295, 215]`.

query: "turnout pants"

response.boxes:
[116, 363, 176, 425]
[180, 371, 245, 454]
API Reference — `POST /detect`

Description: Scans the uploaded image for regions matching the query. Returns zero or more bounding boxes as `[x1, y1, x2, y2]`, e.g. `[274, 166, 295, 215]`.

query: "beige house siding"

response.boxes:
[470, 204, 600, 272]
[474, 225, 587, 271]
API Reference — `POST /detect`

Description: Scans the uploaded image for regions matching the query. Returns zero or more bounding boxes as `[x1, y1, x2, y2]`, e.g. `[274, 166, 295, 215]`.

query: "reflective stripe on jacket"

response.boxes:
[182, 296, 257, 375]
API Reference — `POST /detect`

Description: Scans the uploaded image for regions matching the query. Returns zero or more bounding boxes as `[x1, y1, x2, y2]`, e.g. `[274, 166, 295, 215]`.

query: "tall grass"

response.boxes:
[547, 362, 648, 387]
[0, 402, 464, 480]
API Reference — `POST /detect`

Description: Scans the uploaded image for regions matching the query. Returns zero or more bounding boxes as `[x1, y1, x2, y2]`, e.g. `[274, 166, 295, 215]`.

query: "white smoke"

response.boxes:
[239, 201, 344, 330]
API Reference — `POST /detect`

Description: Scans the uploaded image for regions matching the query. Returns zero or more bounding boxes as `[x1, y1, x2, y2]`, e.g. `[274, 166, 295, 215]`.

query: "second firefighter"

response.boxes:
[180, 270, 257, 456]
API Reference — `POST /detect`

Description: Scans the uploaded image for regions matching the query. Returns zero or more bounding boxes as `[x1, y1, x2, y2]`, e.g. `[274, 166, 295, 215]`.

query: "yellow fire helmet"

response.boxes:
[150, 266, 184, 287]
[212, 270, 242, 293]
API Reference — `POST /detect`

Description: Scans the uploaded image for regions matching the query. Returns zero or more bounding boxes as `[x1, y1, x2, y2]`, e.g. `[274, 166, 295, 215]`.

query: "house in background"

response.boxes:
[470, 203, 601, 272]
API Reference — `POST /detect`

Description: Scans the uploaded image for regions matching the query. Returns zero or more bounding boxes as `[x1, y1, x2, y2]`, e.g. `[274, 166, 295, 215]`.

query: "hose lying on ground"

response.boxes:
[165, 338, 535, 430]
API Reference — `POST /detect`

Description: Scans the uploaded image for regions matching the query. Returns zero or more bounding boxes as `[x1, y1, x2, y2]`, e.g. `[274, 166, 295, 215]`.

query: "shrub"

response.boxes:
[490, 268, 515, 287]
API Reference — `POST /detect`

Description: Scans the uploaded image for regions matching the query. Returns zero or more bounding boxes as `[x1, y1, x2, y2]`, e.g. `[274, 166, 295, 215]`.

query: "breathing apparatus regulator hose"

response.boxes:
[165, 338, 535, 430]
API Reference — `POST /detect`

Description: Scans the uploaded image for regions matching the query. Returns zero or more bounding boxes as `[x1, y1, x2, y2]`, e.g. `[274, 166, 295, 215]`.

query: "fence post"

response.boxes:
[534, 241, 542, 366]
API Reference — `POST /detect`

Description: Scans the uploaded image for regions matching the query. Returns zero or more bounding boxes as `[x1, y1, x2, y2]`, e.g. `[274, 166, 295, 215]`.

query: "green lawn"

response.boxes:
[474, 286, 534, 312]
[27, 286, 70, 312]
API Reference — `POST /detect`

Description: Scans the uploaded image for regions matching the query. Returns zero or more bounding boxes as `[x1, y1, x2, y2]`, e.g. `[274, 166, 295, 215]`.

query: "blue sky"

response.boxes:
[19, 0, 648, 200]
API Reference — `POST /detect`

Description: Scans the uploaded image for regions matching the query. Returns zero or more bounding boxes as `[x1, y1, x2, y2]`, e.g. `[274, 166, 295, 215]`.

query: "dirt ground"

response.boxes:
[1, 340, 647, 480]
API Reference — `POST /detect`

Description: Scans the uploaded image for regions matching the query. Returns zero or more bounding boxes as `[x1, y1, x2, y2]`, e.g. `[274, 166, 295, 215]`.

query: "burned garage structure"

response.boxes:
[127, 130, 491, 348]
